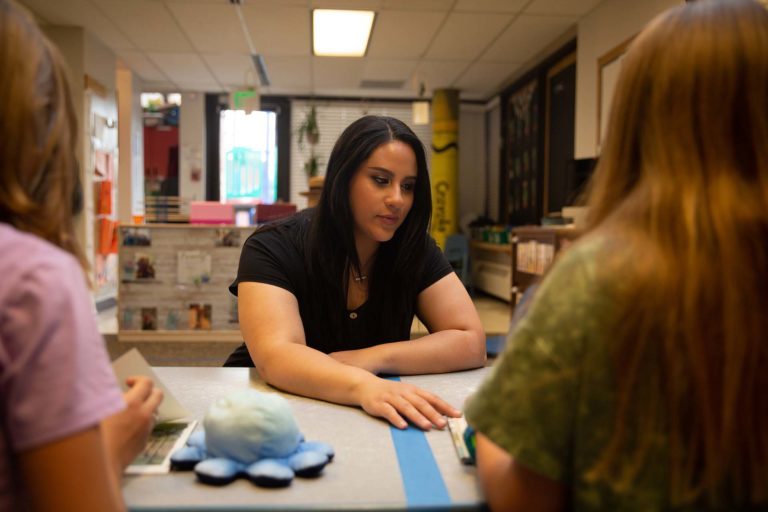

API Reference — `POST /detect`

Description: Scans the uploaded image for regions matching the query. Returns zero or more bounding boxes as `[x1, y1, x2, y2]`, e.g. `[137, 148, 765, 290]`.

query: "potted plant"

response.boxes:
[303, 153, 320, 178]
[297, 105, 319, 148]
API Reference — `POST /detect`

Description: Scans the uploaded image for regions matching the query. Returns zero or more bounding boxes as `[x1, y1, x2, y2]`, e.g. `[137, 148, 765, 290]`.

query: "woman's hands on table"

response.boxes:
[353, 376, 461, 430]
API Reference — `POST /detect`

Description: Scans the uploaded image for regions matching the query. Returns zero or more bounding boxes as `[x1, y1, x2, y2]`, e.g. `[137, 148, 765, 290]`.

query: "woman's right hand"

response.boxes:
[102, 376, 164, 471]
[354, 377, 461, 430]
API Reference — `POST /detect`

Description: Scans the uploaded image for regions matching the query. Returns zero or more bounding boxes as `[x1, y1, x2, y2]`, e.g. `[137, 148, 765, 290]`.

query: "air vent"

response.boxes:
[359, 79, 405, 90]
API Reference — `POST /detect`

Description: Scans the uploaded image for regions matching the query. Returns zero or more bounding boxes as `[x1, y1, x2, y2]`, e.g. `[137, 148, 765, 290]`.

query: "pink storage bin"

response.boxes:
[189, 201, 234, 225]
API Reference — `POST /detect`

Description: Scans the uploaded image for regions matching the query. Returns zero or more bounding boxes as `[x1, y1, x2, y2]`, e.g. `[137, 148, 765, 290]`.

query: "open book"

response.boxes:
[112, 349, 197, 474]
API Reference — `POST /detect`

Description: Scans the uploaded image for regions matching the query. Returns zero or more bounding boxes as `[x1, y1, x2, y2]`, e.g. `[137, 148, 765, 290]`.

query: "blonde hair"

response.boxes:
[583, 0, 768, 506]
[0, 0, 86, 270]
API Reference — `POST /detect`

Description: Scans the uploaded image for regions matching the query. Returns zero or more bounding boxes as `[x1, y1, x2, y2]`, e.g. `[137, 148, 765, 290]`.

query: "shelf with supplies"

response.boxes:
[117, 224, 255, 342]
[511, 225, 581, 308]
[470, 239, 513, 302]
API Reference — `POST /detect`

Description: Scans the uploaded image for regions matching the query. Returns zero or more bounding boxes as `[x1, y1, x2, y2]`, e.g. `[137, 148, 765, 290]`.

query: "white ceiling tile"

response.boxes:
[174, 81, 223, 92]
[141, 0, 306, 4]
[453, 60, 518, 96]
[241, 5, 310, 57]
[99, 1, 194, 52]
[454, 0, 528, 13]
[525, 0, 603, 17]
[381, 0, 453, 11]
[229, 0, 308, 4]
[21, 0, 136, 49]
[81, 18, 135, 51]
[141, 81, 180, 92]
[23, 0, 588, 99]
[312, 57, 365, 89]
[425, 12, 511, 61]
[147, 52, 217, 83]
[117, 50, 168, 81]
[362, 59, 417, 81]
[167, 3, 249, 53]
[311, 0, 383, 9]
[19, 0, 87, 24]
[411, 60, 468, 92]
[201, 54, 254, 87]
[367, 10, 446, 59]
[482, 15, 574, 63]
[139, 0, 240, 3]
[261, 56, 313, 91]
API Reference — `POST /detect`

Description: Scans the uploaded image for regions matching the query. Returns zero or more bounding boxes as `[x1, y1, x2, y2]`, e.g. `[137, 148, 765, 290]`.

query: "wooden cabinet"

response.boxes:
[511, 226, 581, 307]
[470, 240, 512, 302]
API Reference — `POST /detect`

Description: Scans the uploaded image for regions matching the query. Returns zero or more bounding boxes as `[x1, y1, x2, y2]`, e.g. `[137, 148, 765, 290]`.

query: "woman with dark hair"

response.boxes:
[465, 0, 768, 510]
[0, 0, 162, 509]
[226, 115, 485, 430]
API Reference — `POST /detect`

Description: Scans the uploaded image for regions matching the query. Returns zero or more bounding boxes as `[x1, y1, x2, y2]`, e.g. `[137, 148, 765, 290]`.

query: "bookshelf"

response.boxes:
[470, 240, 512, 302]
[117, 224, 253, 342]
[511, 226, 581, 308]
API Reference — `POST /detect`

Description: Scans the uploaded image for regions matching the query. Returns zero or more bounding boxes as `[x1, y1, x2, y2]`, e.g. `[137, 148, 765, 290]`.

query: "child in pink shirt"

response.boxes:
[0, 1, 162, 509]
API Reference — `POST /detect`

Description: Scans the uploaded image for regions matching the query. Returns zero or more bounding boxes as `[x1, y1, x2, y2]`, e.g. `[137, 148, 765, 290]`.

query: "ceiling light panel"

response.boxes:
[313, 9, 375, 57]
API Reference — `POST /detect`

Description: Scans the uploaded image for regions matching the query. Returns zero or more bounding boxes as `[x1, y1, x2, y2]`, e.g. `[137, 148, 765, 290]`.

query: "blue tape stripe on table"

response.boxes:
[387, 377, 452, 507]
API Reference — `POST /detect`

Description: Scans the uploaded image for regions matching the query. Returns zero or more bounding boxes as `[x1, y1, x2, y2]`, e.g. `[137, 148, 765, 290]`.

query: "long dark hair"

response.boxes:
[306, 115, 432, 351]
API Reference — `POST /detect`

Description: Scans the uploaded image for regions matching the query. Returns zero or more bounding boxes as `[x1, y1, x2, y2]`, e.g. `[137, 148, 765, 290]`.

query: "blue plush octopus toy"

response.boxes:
[170, 389, 334, 487]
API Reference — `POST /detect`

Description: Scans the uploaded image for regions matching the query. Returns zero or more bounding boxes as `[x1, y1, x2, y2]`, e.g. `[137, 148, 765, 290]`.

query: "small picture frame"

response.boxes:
[141, 307, 158, 330]
[188, 303, 212, 330]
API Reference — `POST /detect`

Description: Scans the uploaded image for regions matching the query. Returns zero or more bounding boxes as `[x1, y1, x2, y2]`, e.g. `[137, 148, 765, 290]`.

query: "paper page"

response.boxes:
[177, 250, 211, 286]
[111, 348, 189, 422]
[125, 420, 197, 475]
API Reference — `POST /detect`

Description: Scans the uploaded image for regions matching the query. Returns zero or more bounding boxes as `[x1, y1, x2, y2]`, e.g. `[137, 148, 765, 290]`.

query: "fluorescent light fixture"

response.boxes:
[313, 9, 375, 57]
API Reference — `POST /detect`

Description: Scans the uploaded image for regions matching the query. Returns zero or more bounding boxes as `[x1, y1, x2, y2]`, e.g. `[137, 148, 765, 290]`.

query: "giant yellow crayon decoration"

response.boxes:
[430, 89, 459, 249]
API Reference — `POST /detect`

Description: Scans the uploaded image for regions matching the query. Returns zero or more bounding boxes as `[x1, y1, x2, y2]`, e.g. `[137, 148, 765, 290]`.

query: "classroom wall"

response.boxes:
[574, 0, 682, 158]
[485, 97, 501, 221]
[84, 29, 116, 91]
[179, 92, 206, 202]
[117, 65, 145, 222]
[458, 104, 486, 227]
[43, 26, 85, 187]
[130, 73, 145, 218]
[43, 26, 117, 281]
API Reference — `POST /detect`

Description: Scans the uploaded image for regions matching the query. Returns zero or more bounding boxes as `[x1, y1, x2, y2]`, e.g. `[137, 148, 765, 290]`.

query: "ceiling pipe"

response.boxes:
[230, 0, 270, 87]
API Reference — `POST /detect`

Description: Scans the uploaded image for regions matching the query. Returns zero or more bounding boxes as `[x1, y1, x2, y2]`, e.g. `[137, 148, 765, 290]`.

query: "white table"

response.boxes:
[123, 367, 489, 511]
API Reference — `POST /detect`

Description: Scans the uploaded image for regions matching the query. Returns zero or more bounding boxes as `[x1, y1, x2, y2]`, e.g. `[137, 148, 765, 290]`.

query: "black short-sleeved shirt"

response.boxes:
[228, 210, 452, 360]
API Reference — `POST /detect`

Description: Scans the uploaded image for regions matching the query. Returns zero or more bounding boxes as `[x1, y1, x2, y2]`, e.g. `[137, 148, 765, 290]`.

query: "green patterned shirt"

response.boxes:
[465, 236, 687, 511]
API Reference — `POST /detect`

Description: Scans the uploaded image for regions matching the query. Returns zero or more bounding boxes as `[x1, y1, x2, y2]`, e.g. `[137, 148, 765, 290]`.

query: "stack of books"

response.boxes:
[145, 196, 188, 223]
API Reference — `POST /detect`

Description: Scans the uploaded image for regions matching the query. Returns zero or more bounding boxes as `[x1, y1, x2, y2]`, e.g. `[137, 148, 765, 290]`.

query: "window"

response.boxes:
[219, 110, 277, 203]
